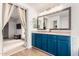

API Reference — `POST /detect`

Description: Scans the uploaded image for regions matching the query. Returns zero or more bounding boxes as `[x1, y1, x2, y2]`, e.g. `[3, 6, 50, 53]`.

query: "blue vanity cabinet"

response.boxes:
[48, 35, 57, 55]
[35, 33, 42, 49]
[56, 35, 71, 56]
[41, 34, 48, 52]
[32, 33, 71, 56]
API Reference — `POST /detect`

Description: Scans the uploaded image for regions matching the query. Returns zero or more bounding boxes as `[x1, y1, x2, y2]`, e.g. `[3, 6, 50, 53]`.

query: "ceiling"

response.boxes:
[27, 3, 60, 13]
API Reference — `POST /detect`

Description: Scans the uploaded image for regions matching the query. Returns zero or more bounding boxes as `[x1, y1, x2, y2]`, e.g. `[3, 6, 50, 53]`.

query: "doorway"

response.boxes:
[2, 3, 27, 56]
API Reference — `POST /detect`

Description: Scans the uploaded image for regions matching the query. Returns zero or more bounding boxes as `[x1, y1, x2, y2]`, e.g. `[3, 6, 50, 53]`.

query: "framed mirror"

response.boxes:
[37, 7, 71, 30]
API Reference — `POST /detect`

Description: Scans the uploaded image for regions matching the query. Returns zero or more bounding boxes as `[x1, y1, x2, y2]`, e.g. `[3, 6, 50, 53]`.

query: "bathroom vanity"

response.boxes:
[32, 32, 71, 56]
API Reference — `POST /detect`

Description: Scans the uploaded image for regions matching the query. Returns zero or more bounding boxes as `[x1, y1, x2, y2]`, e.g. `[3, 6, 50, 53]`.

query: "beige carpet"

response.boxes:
[3, 39, 25, 56]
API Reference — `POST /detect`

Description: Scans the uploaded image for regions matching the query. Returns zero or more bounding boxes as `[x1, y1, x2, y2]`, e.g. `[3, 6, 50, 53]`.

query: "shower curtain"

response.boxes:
[3, 4, 14, 29]
[18, 7, 27, 46]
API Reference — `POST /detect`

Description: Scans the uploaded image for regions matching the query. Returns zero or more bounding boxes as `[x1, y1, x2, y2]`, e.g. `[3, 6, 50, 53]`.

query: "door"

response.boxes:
[41, 34, 48, 52]
[48, 35, 57, 55]
[35, 33, 42, 49]
[32, 33, 35, 47]
[57, 35, 71, 56]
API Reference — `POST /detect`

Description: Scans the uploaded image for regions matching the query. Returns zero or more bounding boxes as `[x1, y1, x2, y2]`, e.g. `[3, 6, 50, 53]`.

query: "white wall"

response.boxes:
[71, 4, 79, 56]
[0, 3, 3, 55]
[9, 18, 16, 39]
[24, 4, 38, 48]
[16, 18, 25, 39]
[9, 17, 25, 39]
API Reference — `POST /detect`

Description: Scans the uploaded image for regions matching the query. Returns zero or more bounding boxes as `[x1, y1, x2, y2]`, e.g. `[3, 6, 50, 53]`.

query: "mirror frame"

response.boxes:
[37, 7, 71, 30]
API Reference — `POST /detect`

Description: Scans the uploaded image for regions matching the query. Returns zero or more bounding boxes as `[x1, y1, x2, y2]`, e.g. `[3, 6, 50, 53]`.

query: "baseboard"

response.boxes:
[26, 45, 32, 49]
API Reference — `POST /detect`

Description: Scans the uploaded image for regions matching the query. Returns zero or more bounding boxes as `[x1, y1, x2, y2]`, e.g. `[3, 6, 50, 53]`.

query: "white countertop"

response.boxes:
[32, 30, 71, 36]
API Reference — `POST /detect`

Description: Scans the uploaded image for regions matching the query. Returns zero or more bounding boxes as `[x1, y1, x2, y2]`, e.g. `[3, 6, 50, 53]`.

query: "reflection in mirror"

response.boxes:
[37, 17, 44, 29]
[37, 7, 71, 30]
[58, 9, 69, 29]
[44, 17, 48, 29]
[53, 20, 57, 29]
[47, 8, 70, 30]
[33, 18, 37, 29]
[48, 16, 59, 29]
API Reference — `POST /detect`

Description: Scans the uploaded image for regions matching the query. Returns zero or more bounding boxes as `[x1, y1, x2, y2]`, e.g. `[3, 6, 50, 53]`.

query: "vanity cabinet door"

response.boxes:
[57, 36, 71, 56]
[35, 34, 42, 49]
[41, 34, 48, 52]
[48, 35, 57, 55]
[32, 33, 36, 47]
